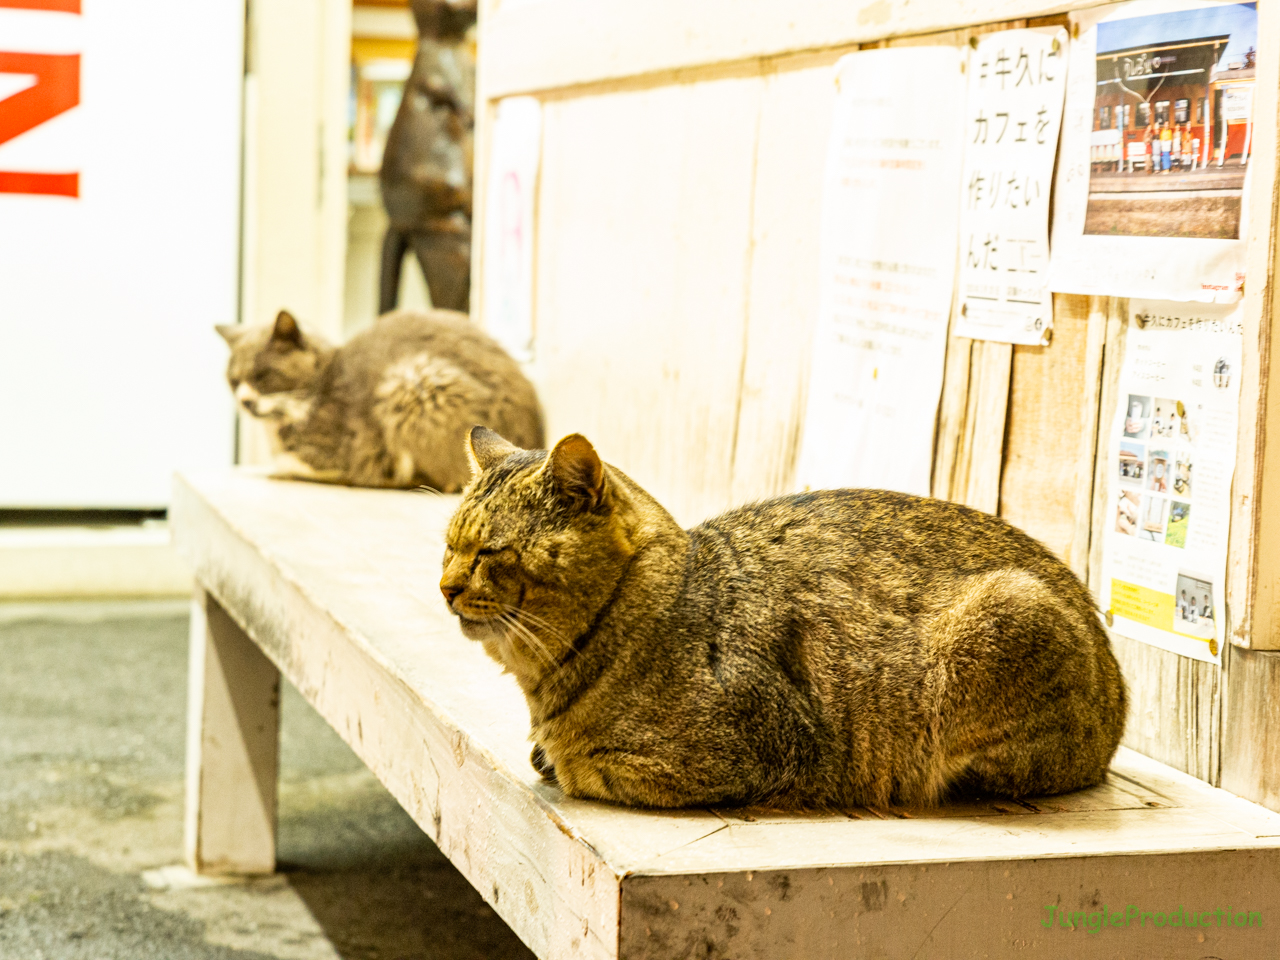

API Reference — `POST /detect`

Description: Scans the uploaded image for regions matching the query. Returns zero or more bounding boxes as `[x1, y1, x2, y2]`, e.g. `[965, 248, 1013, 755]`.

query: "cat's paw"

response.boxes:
[530, 743, 558, 784]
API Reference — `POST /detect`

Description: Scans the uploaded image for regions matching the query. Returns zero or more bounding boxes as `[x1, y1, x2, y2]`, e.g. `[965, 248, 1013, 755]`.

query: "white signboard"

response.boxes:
[481, 95, 541, 364]
[954, 28, 1068, 346]
[0, 0, 243, 507]
[795, 47, 965, 496]
[1099, 299, 1242, 663]
[1048, 1, 1258, 303]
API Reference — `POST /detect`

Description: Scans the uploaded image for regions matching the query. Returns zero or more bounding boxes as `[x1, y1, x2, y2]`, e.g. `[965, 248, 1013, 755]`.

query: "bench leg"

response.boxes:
[184, 586, 280, 875]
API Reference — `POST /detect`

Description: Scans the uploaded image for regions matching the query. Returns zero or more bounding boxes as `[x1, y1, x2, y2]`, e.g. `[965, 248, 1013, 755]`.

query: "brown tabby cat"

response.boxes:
[216, 309, 542, 491]
[440, 428, 1127, 809]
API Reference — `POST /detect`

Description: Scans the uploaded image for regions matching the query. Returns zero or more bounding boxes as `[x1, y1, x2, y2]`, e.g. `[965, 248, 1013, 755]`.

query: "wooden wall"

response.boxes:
[474, 0, 1280, 810]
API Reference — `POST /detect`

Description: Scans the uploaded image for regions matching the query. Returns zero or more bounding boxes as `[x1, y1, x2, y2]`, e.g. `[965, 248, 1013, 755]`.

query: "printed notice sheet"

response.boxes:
[955, 28, 1068, 345]
[1100, 299, 1242, 663]
[1048, 1, 1258, 302]
[795, 47, 966, 496]
[481, 96, 542, 363]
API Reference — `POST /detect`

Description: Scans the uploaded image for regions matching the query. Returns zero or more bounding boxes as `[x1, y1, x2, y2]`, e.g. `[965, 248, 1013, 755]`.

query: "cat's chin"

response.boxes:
[456, 615, 499, 642]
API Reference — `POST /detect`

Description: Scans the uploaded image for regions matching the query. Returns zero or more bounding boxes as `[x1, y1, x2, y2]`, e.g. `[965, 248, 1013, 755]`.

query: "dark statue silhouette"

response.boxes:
[379, 0, 477, 314]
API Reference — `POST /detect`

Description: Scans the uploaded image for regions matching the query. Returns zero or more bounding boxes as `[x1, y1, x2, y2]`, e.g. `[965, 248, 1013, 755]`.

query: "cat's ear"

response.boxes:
[544, 434, 606, 509]
[270, 310, 304, 347]
[467, 425, 519, 475]
[215, 324, 243, 346]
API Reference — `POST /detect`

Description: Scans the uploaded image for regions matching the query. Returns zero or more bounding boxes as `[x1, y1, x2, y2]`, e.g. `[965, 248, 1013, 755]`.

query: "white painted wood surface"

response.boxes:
[532, 76, 764, 526]
[480, 0, 1122, 98]
[184, 586, 280, 875]
[173, 471, 1280, 959]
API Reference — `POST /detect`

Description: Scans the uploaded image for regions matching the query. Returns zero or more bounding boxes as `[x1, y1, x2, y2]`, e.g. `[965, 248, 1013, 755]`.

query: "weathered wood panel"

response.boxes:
[622, 850, 1280, 960]
[1232, 0, 1280, 649]
[999, 294, 1106, 577]
[1221, 647, 1280, 811]
[184, 588, 280, 875]
[1110, 634, 1220, 784]
[729, 53, 840, 505]
[481, 0, 1126, 98]
[950, 340, 1013, 514]
[1087, 298, 1126, 597]
[531, 76, 765, 526]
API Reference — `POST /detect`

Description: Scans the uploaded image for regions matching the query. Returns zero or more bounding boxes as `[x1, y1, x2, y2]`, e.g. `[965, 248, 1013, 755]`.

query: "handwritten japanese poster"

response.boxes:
[795, 48, 966, 496]
[481, 96, 542, 363]
[1100, 299, 1242, 663]
[1048, 1, 1258, 303]
[955, 28, 1068, 345]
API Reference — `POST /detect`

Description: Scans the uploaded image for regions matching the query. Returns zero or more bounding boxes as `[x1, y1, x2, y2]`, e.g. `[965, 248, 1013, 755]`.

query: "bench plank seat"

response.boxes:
[172, 470, 1280, 960]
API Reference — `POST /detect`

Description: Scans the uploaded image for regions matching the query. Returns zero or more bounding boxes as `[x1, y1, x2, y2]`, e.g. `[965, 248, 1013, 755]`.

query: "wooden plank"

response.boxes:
[1221, 647, 1280, 813]
[998, 294, 1105, 577]
[952, 340, 1012, 514]
[932, 334, 974, 501]
[479, 0, 1129, 98]
[620, 849, 1280, 960]
[1109, 634, 1220, 785]
[729, 52, 840, 505]
[529, 75, 765, 526]
[468, 0, 504, 328]
[1233, 0, 1280, 649]
[184, 587, 280, 875]
[1087, 297, 1126, 598]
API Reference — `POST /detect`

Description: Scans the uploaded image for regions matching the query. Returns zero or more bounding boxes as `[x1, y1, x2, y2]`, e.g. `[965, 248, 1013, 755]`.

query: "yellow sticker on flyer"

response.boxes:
[1110, 579, 1174, 632]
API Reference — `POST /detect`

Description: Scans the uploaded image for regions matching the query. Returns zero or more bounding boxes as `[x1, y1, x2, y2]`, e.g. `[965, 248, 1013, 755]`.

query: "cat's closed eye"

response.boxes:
[253, 371, 293, 394]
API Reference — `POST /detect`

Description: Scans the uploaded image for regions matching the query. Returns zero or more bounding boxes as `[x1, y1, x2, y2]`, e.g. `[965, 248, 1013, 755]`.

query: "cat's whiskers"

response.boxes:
[497, 611, 558, 668]
[502, 604, 571, 655]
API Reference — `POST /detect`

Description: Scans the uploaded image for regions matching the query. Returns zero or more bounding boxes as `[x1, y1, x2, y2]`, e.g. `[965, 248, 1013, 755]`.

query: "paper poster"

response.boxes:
[795, 47, 966, 496]
[481, 95, 541, 363]
[1048, 1, 1258, 302]
[1100, 299, 1242, 663]
[954, 28, 1068, 345]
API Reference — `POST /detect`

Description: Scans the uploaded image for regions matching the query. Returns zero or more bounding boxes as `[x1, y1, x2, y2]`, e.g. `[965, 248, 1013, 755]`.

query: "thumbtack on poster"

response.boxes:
[954, 27, 1069, 346]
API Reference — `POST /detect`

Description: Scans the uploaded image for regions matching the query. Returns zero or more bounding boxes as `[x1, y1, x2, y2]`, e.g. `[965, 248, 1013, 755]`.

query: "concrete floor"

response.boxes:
[0, 601, 535, 960]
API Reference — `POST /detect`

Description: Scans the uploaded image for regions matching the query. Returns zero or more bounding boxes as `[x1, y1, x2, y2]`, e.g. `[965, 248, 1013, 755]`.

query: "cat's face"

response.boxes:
[215, 311, 327, 418]
[441, 429, 635, 680]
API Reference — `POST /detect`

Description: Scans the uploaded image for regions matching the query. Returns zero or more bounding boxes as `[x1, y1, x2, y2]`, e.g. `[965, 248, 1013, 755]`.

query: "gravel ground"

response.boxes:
[0, 602, 535, 960]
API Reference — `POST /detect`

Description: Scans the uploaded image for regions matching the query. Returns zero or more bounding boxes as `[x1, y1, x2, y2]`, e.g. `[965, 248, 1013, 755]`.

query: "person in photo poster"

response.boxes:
[1174, 452, 1192, 496]
[1116, 490, 1140, 535]
[1175, 573, 1215, 638]
[1119, 440, 1146, 484]
[1151, 396, 1179, 438]
[1086, 3, 1257, 238]
[1147, 449, 1170, 493]
[1124, 394, 1152, 438]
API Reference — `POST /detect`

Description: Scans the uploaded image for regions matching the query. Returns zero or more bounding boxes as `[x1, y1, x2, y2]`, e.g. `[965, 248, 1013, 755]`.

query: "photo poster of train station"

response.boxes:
[1087, 2, 1257, 239]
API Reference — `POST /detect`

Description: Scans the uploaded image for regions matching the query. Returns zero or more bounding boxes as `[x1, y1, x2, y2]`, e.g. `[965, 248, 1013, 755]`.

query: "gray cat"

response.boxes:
[440, 428, 1128, 809]
[216, 310, 542, 491]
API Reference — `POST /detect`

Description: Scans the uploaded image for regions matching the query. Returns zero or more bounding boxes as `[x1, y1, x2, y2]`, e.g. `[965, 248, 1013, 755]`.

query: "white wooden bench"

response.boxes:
[173, 469, 1280, 960]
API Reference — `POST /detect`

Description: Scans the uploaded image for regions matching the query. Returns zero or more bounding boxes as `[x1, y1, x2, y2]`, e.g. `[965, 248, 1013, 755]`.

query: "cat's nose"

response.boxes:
[440, 584, 464, 607]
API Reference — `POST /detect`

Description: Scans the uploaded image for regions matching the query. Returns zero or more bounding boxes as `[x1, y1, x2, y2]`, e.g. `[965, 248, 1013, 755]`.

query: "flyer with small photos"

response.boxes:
[1100, 299, 1242, 663]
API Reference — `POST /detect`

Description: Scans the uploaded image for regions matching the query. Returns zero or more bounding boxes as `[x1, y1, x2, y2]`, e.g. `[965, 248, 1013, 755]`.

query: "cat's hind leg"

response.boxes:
[372, 353, 490, 491]
[925, 570, 1124, 801]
